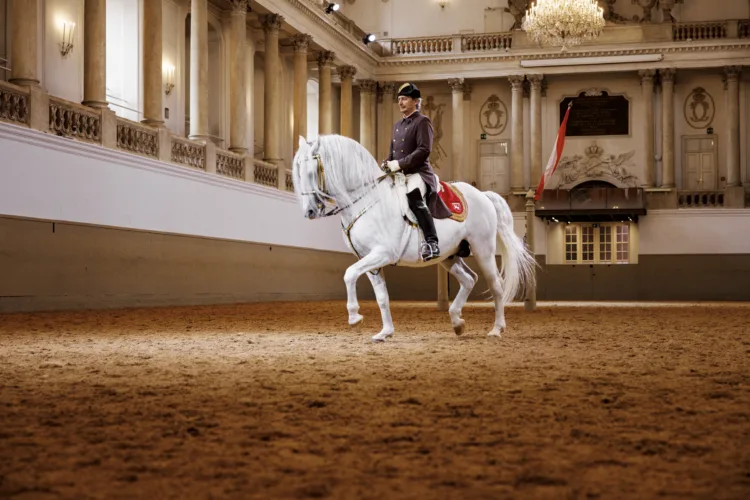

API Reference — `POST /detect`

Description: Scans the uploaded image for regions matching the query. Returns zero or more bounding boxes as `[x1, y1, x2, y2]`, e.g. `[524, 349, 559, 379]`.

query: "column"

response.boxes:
[82, 0, 108, 108]
[660, 68, 675, 188]
[142, 0, 163, 125]
[262, 14, 283, 163]
[448, 78, 465, 181]
[317, 51, 335, 135]
[244, 30, 256, 182]
[228, 1, 248, 152]
[724, 66, 742, 187]
[338, 66, 356, 138]
[509, 75, 525, 191]
[528, 74, 543, 187]
[9, 0, 40, 86]
[359, 79, 376, 154]
[292, 34, 312, 149]
[379, 82, 397, 160]
[189, 0, 209, 140]
[639, 69, 656, 187]
[463, 83, 472, 183]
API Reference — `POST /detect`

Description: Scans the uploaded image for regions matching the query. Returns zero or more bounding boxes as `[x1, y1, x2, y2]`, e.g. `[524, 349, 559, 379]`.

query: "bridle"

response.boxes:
[298, 153, 391, 218]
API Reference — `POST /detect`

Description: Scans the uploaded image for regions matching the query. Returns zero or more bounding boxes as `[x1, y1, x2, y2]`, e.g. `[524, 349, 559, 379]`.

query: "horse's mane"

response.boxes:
[295, 134, 401, 247]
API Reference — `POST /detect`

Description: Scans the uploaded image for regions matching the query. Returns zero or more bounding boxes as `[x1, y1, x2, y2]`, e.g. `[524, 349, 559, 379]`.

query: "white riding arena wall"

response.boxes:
[1, 123, 750, 311]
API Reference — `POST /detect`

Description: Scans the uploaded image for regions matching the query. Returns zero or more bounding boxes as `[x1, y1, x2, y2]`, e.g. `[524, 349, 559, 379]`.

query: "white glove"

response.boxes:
[386, 160, 401, 173]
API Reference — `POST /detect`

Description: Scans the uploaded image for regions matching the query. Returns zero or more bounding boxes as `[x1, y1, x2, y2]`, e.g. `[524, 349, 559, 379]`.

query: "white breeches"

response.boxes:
[406, 173, 427, 197]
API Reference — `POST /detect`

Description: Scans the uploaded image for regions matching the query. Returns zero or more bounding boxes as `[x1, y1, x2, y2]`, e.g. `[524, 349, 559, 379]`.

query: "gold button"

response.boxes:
[396, 129, 399, 132]
[402, 139, 405, 141]
[400, 149, 404, 152]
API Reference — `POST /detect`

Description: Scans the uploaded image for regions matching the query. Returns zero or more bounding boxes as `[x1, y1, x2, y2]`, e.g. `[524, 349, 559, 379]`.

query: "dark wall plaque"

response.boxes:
[560, 91, 629, 137]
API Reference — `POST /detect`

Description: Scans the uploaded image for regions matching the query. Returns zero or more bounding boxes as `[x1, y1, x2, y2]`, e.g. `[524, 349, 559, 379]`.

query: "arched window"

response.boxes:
[306, 78, 319, 140]
[106, 0, 141, 121]
[0, 0, 8, 82]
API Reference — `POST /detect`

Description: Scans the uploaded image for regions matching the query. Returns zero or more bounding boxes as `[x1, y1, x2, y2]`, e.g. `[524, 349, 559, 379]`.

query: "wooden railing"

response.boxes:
[116, 117, 158, 158]
[677, 191, 725, 208]
[462, 32, 512, 52]
[0, 81, 30, 125]
[253, 159, 278, 188]
[673, 21, 727, 41]
[390, 35, 453, 55]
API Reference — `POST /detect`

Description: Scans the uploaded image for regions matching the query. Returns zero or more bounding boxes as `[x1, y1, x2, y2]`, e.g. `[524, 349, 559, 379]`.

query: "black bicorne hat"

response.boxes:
[397, 82, 421, 99]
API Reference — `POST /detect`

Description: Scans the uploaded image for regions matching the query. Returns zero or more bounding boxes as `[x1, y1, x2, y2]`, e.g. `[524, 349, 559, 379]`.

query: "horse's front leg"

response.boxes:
[366, 270, 394, 342]
[343, 251, 392, 328]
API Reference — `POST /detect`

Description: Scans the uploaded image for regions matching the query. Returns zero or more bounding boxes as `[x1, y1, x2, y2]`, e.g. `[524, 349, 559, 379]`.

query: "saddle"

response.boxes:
[395, 174, 468, 224]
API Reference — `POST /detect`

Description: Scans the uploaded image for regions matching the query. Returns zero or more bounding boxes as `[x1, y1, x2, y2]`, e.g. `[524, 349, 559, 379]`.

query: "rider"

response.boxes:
[383, 83, 450, 262]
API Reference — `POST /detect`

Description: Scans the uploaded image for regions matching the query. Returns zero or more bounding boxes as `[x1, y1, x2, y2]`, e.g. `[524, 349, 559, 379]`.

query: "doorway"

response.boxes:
[478, 139, 510, 193]
[682, 135, 718, 190]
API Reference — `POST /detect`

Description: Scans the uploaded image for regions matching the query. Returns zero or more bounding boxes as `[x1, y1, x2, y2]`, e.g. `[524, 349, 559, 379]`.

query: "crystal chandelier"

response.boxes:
[522, 0, 606, 51]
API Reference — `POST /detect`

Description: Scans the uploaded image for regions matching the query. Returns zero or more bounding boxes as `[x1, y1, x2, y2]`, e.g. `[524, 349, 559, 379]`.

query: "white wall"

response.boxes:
[105, 0, 141, 121]
[639, 210, 750, 254]
[44, 0, 83, 103]
[0, 123, 349, 254]
[341, 0, 750, 38]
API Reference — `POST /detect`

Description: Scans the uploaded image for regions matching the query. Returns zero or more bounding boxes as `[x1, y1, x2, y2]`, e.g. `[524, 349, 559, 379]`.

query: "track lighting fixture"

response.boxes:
[325, 3, 340, 14]
[362, 33, 376, 44]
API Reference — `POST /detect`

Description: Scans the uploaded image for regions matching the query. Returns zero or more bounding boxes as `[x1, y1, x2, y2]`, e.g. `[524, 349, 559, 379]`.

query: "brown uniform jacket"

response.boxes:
[387, 111, 452, 219]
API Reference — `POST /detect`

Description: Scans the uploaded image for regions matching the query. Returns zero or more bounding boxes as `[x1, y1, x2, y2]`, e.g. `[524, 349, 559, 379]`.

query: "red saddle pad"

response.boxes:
[438, 181, 468, 222]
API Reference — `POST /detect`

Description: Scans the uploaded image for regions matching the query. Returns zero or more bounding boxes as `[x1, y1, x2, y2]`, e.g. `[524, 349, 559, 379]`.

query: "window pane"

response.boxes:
[615, 224, 629, 263]
[581, 225, 594, 262]
[599, 226, 612, 263]
[565, 226, 578, 263]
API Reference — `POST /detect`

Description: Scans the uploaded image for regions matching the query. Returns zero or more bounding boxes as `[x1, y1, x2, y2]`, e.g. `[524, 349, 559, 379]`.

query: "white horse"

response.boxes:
[292, 134, 535, 342]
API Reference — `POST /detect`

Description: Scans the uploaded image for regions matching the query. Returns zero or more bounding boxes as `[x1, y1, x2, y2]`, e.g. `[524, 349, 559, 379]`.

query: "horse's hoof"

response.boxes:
[349, 314, 364, 326]
[487, 327, 503, 338]
[372, 331, 393, 342]
[453, 319, 466, 336]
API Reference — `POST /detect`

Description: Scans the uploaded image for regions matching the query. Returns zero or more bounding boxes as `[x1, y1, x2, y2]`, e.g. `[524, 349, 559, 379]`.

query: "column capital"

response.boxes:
[463, 82, 472, 101]
[228, 0, 249, 13]
[527, 74, 544, 90]
[508, 75, 525, 89]
[317, 50, 335, 67]
[358, 79, 377, 93]
[382, 81, 398, 94]
[659, 68, 676, 84]
[291, 33, 313, 52]
[261, 13, 283, 33]
[723, 65, 742, 88]
[376, 85, 384, 104]
[338, 65, 357, 80]
[447, 78, 465, 93]
[638, 69, 656, 85]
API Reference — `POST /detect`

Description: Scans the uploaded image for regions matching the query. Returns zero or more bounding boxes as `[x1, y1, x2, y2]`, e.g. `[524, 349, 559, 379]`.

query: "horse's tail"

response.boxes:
[483, 191, 536, 304]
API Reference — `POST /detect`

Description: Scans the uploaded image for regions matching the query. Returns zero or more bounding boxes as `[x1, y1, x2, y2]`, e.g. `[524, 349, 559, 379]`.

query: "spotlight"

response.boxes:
[362, 33, 376, 44]
[325, 2, 340, 14]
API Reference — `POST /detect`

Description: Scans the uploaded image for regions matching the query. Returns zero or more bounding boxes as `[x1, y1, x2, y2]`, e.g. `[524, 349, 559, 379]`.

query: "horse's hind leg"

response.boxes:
[474, 252, 506, 337]
[440, 257, 477, 335]
[366, 271, 395, 342]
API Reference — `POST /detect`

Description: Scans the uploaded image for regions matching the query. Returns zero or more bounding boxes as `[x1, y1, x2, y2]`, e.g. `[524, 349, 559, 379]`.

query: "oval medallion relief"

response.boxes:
[480, 95, 508, 136]
[684, 87, 715, 129]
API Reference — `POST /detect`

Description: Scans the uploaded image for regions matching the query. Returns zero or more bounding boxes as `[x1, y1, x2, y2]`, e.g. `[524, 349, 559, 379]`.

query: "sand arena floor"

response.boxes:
[1, 301, 749, 499]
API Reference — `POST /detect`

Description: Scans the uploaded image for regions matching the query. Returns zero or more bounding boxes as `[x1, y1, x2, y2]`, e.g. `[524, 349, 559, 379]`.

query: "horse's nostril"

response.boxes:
[306, 209, 315, 218]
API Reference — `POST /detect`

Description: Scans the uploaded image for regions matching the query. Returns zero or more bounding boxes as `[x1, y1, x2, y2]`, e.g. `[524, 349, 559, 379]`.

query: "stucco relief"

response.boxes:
[683, 87, 715, 129]
[479, 95, 508, 137]
[557, 142, 639, 188]
[422, 96, 447, 169]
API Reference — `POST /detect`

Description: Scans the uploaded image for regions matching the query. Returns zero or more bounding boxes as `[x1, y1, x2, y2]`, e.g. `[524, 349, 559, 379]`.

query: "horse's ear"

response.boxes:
[298, 136, 307, 150]
[311, 136, 320, 155]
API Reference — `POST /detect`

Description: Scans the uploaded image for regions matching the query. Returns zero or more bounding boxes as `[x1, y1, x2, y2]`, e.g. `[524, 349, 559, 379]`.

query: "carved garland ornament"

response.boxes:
[557, 142, 639, 187]
[683, 87, 715, 129]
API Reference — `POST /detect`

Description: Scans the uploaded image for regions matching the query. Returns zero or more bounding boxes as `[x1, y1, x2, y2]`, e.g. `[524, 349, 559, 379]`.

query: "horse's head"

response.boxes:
[292, 136, 327, 220]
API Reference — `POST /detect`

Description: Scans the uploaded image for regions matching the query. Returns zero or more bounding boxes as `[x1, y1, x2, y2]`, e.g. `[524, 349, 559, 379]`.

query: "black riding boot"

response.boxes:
[407, 189, 440, 261]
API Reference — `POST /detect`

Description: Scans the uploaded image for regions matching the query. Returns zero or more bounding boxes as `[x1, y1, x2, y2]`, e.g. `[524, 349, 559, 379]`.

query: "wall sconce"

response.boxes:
[437, 0, 449, 9]
[163, 64, 175, 96]
[60, 21, 75, 56]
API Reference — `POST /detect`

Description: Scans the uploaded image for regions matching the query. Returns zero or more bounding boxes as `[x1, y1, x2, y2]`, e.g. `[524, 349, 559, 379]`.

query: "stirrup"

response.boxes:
[421, 241, 440, 261]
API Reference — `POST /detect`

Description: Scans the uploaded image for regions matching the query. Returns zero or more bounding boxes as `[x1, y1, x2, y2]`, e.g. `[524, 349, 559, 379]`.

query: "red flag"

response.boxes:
[534, 102, 572, 201]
